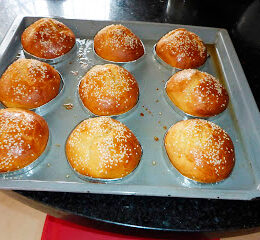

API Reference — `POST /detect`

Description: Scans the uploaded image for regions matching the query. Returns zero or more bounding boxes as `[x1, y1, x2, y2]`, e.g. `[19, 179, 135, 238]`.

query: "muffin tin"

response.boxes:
[0, 16, 259, 200]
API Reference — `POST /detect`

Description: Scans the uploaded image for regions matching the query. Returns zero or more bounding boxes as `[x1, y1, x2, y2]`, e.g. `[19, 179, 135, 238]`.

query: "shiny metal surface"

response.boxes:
[0, 0, 107, 44]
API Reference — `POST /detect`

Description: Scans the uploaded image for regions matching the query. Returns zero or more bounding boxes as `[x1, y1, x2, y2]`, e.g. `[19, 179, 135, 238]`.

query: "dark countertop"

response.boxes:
[1, 0, 260, 235]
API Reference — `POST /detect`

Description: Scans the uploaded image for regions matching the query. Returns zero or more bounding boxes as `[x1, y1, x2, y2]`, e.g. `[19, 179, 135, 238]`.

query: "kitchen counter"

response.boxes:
[1, 0, 260, 235]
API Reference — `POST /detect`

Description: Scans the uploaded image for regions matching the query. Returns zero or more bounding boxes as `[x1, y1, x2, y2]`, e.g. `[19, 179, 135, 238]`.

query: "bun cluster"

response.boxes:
[0, 18, 235, 186]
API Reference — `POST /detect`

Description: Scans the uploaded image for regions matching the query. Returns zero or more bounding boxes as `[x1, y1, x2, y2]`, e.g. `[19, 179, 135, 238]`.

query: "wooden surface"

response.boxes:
[0, 191, 45, 240]
[0, 190, 259, 240]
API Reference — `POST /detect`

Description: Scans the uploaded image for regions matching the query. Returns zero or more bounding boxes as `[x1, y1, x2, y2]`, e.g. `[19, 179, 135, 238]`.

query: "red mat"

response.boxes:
[41, 215, 219, 240]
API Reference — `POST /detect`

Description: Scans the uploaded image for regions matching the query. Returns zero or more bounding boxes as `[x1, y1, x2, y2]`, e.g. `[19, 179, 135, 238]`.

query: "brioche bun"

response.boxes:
[94, 24, 144, 62]
[164, 119, 235, 183]
[156, 28, 207, 69]
[166, 69, 229, 117]
[21, 18, 75, 59]
[79, 64, 139, 116]
[66, 117, 142, 179]
[0, 59, 61, 109]
[0, 108, 49, 173]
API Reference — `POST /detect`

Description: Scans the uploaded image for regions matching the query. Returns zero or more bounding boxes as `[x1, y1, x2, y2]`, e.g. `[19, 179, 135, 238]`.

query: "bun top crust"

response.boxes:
[166, 69, 229, 117]
[156, 28, 207, 69]
[0, 108, 49, 173]
[21, 18, 76, 59]
[0, 59, 61, 109]
[66, 117, 142, 179]
[165, 119, 235, 183]
[94, 24, 144, 62]
[79, 64, 139, 116]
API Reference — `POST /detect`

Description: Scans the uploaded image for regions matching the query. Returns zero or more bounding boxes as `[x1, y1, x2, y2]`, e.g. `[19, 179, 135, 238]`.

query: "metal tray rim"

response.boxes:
[0, 179, 259, 200]
[20, 14, 225, 32]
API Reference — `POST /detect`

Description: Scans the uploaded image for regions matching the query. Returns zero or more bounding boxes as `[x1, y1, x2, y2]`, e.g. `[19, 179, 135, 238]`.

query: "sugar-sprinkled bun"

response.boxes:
[0, 59, 61, 109]
[21, 18, 75, 59]
[156, 28, 207, 69]
[0, 108, 49, 173]
[94, 24, 144, 62]
[166, 69, 229, 117]
[66, 117, 142, 179]
[79, 64, 139, 116]
[165, 119, 235, 183]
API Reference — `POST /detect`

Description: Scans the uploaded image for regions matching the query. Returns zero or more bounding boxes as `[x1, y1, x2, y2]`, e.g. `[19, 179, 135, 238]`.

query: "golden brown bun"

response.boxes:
[165, 119, 235, 183]
[0, 59, 61, 109]
[66, 117, 142, 179]
[0, 108, 49, 173]
[21, 18, 75, 59]
[94, 24, 144, 62]
[166, 69, 229, 117]
[79, 64, 139, 116]
[156, 28, 207, 69]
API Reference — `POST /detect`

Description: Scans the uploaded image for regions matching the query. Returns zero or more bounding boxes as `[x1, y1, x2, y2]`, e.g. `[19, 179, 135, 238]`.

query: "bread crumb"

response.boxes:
[154, 136, 159, 141]
[64, 103, 74, 110]
[70, 71, 78, 76]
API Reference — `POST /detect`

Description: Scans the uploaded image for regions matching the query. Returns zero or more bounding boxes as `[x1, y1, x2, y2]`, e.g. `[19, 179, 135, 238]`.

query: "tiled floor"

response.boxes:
[0, 190, 259, 240]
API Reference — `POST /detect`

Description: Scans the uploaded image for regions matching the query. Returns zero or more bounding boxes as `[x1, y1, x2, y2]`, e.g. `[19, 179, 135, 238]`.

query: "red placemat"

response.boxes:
[41, 215, 219, 240]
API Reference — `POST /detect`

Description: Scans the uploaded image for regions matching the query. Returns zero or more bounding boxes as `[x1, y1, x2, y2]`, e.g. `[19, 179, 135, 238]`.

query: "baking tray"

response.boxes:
[0, 16, 260, 200]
